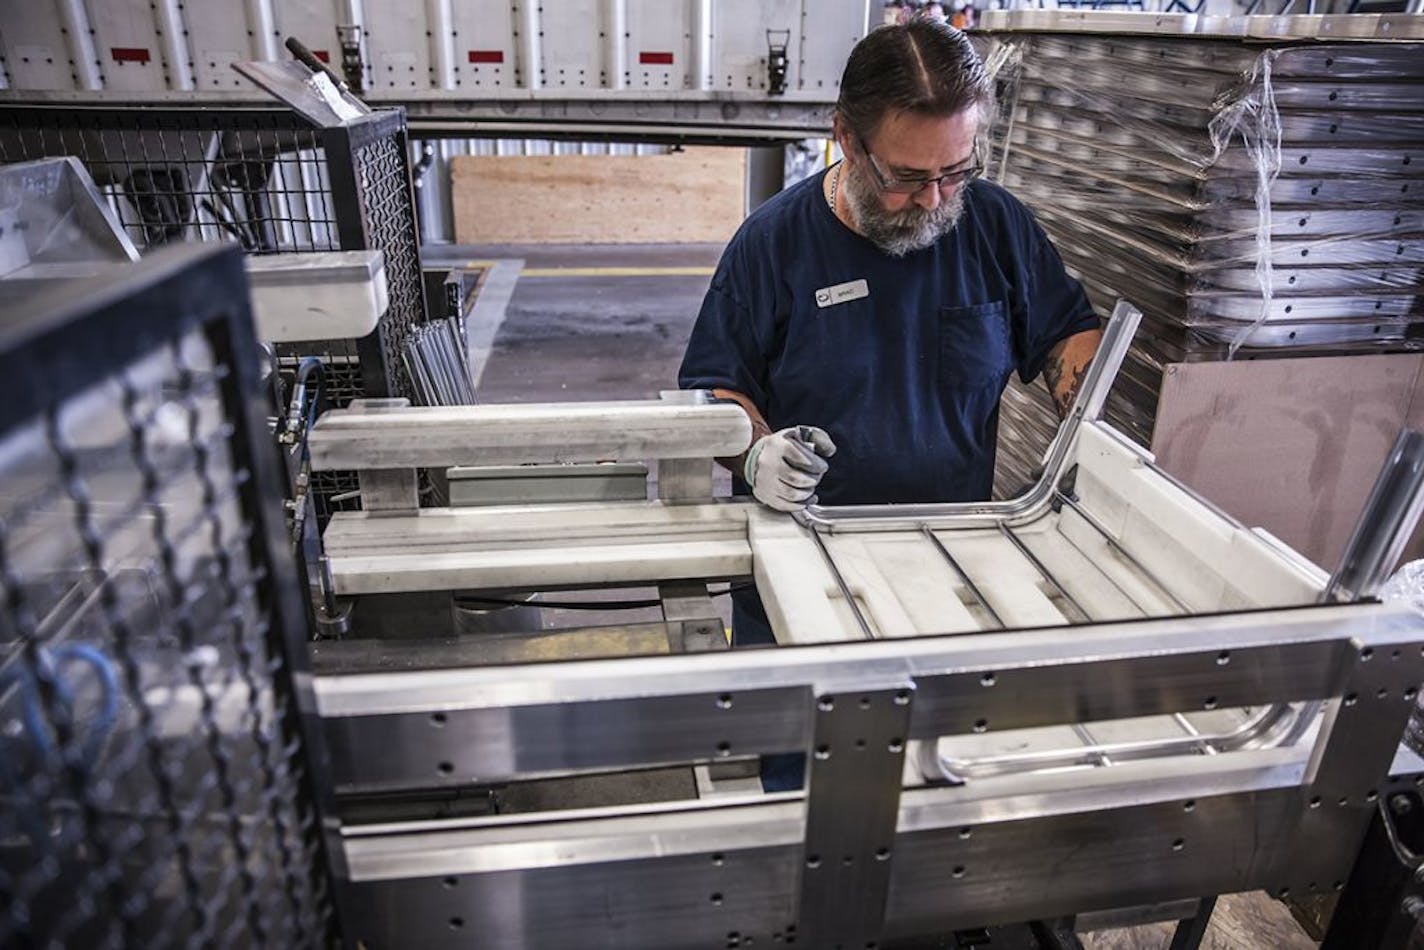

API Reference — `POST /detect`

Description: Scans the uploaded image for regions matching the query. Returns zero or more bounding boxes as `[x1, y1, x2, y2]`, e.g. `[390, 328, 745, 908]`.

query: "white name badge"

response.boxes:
[814, 278, 870, 309]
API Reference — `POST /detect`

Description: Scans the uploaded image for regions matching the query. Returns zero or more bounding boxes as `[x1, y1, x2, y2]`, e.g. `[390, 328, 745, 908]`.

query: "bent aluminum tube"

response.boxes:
[1276, 429, 1424, 746]
[794, 299, 1142, 534]
[923, 700, 1301, 784]
[1324, 428, 1424, 603]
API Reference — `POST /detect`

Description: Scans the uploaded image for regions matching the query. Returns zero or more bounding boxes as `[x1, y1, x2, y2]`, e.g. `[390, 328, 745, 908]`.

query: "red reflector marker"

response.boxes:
[111, 47, 151, 64]
[639, 51, 674, 65]
[468, 50, 505, 64]
[312, 49, 331, 63]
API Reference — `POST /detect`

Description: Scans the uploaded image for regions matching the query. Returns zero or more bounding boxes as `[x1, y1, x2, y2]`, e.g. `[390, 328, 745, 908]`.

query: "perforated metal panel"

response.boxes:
[0, 244, 334, 947]
[349, 122, 425, 406]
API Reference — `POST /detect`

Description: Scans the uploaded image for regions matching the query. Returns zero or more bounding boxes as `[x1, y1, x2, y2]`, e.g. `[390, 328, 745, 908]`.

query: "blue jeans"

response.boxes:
[731, 585, 806, 792]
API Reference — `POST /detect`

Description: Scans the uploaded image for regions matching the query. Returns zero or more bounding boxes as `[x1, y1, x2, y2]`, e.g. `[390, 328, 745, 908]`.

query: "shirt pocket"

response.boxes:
[939, 301, 1011, 390]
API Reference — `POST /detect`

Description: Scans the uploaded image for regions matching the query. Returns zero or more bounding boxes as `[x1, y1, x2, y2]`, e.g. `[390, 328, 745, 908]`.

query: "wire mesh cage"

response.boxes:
[0, 104, 430, 519]
[0, 244, 335, 947]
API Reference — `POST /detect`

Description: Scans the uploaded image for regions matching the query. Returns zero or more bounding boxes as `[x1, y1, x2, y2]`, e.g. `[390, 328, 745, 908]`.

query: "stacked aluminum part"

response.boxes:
[402, 317, 478, 406]
[980, 14, 1424, 496]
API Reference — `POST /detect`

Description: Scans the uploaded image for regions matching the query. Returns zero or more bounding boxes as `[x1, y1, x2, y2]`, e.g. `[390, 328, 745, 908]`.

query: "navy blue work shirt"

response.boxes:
[678, 169, 1098, 506]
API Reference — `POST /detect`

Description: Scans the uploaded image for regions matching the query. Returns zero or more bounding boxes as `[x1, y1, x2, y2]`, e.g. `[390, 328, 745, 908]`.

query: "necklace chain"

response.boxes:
[827, 162, 841, 215]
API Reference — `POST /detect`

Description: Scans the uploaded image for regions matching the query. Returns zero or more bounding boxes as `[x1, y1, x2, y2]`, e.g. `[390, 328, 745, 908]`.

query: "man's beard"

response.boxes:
[842, 161, 965, 258]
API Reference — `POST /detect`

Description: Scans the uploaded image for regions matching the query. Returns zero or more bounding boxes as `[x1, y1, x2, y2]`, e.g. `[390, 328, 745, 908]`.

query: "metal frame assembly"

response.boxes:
[299, 302, 1424, 947]
[4, 9, 1424, 946]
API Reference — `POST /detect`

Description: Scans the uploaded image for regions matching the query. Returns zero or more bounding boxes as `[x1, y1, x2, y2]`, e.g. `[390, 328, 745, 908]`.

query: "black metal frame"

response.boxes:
[0, 243, 340, 944]
[0, 102, 430, 519]
[1324, 788, 1424, 948]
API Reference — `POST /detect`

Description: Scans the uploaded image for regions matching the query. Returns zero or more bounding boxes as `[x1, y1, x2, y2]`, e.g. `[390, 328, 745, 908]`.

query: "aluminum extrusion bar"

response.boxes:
[308, 398, 753, 470]
[322, 500, 752, 595]
[315, 602, 1421, 790]
[326, 538, 750, 596]
[309, 624, 682, 672]
[921, 525, 1006, 630]
[1325, 429, 1424, 603]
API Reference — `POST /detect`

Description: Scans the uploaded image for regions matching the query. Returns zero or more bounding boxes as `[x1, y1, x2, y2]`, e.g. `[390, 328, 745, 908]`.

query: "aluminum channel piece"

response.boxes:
[795, 299, 1141, 533]
[1325, 429, 1424, 603]
[338, 799, 804, 949]
[307, 397, 753, 470]
[799, 685, 913, 949]
[315, 602, 1420, 789]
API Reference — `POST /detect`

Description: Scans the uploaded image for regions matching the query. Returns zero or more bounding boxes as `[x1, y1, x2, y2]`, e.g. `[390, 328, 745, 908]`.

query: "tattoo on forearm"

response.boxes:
[1043, 352, 1063, 397]
[1060, 364, 1086, 414]
[1043, 353, 1087, 418]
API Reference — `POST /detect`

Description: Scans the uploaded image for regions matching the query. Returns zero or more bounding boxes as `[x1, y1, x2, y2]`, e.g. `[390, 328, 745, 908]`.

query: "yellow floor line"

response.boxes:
[517, 265, 716, 278]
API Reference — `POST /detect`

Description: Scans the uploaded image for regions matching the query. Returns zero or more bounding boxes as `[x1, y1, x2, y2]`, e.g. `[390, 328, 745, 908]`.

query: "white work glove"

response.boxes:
[743, 425, 837, 512]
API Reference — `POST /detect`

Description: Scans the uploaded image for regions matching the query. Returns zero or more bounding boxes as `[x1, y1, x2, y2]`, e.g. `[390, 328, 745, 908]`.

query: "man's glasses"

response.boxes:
[858, 137, 981, 195]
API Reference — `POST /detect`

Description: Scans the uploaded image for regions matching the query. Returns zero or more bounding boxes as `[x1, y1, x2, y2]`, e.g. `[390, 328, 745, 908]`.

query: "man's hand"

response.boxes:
[745, 426, 838, 512]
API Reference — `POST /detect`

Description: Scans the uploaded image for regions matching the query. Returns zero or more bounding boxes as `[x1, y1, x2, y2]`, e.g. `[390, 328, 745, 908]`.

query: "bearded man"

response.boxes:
[678, 21, 1101, 684]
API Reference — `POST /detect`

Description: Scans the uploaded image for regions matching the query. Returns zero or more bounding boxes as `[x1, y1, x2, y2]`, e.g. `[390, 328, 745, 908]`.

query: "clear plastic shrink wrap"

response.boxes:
[980, 29, 1424, 496]
[1381, 560, 1424, 755]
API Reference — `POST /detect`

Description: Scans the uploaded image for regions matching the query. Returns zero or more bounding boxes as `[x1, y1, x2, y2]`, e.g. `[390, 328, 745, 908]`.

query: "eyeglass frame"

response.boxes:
[856, 136, 982, 195]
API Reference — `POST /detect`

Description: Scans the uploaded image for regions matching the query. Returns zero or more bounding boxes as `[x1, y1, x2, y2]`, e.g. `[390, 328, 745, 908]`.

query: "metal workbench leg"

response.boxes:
[1030, 917, 1086, 949]
[1168, 897, 1216, 950]
[1322, 790, 1424, 949]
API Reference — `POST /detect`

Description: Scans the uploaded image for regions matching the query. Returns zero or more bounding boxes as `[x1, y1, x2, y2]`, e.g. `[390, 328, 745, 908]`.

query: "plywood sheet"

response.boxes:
[451, 148, 746, 244]
[1151, 353, 1424, 574]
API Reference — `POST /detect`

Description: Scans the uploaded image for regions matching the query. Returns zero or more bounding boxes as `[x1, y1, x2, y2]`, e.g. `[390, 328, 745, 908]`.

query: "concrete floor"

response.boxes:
[419, 241, 1321, 949]
[423, 242, 722, 403]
